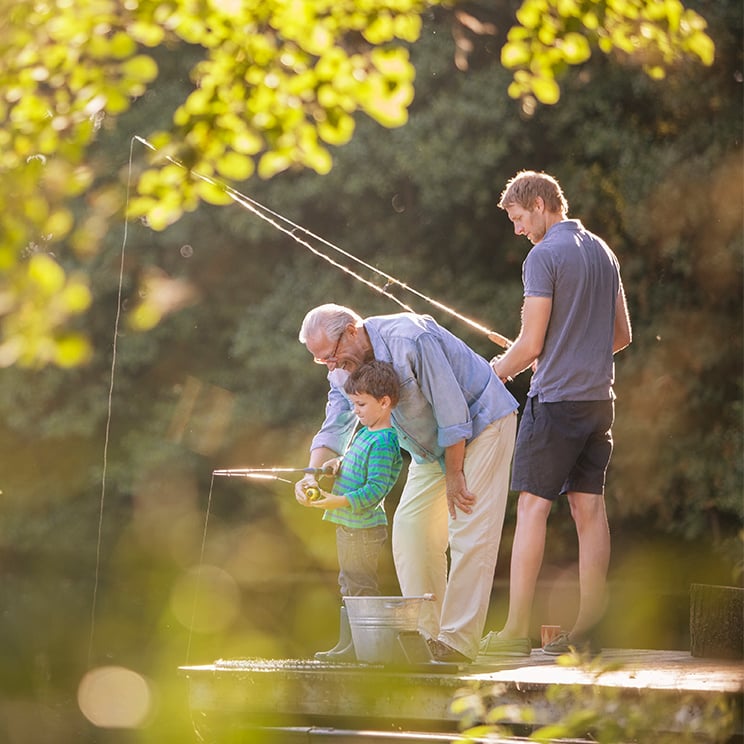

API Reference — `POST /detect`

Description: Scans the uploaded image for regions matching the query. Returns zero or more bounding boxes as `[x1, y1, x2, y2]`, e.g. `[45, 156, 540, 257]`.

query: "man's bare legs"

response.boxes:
[497, 490, 609, 642]
[567, 490, 610, 638]
[498, 491, 552, 639]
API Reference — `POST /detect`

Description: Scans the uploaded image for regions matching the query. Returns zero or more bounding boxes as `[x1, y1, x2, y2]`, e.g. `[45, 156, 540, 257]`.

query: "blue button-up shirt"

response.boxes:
[310, 313, 518, 467]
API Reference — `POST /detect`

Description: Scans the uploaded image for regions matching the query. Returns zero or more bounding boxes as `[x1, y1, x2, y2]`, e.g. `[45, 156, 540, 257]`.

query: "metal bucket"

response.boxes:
[344, 595, 432, 663]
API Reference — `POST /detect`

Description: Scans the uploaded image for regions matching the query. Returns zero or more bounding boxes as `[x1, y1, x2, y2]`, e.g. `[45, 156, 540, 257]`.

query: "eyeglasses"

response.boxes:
[313, 329, 345, 365]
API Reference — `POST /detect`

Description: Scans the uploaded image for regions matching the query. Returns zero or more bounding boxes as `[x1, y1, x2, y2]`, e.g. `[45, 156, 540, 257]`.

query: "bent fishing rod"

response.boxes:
[132, 136, 512, 349]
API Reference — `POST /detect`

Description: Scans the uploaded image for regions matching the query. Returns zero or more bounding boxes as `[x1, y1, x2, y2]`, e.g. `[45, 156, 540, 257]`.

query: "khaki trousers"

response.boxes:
[392, 412, 516, 659]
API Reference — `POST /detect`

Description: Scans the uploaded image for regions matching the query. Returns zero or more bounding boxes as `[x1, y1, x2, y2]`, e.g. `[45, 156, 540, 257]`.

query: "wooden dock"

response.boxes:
[181, 648, 743, 743]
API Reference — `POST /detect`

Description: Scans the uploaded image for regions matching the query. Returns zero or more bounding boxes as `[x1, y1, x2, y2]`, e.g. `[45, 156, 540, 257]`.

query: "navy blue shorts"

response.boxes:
[511, 398, 615, 501]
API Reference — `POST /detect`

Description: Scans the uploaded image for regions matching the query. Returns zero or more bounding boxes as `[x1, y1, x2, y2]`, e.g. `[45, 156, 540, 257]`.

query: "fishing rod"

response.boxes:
[132, 136, 512, 349]
[212, 466, 333, 501]
[212, 466, 334, 478]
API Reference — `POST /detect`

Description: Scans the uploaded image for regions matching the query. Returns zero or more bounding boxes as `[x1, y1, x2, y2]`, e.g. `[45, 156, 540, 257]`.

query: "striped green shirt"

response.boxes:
[323, 426, 402, 529]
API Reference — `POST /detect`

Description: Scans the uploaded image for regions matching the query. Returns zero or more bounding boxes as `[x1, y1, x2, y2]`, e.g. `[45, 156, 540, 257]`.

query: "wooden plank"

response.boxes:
[690, 584, 744, 660]
[181, 649, 744, 742]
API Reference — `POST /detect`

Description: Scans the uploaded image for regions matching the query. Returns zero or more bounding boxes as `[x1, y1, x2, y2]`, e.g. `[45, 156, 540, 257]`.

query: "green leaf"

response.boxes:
[303, 142, 332, 174]
[364, 12, 395, 44]
[27, 254, 65, 294]
[318, 112, 355, 146]
[560, 32, 591, 64]
[53, 334, 92, 367]
[196, 178, 235, 205]
[371, 47, 415, 82]
[43, 208, 74, 239]
[146, 201, 184, 231]
[501, 40, 532, 68]
[645, 65, 666, 80]
[530, 74, 561, 104]
[128, 20, 165, 47]
[517, 1, 546, 30]
[60, 281, 92, 314]
[128, 300, 162, 332]
[257, 150, 292, 178]
[109, 32, 137, 59]
[215, 151, 254, 180]
[686, 30, 715, 65]
[393, 12, 422, 43]
[121, 54, 158, 83]
[103, 87, 130, 114]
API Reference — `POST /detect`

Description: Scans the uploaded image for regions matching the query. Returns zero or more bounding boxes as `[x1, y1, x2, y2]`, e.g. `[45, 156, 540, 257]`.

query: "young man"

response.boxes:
[481, 170, 632, 656]
[296, 305, 518, 662]
[297, 360, 403, 662]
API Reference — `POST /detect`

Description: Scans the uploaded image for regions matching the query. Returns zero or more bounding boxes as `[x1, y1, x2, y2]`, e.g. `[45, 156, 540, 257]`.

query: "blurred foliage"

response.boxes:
[0, 0, 714, 368]
[0, 0, 448, 367]
[452, 652, 737, 742]
[503, 0, 714, 107]
[0, 1, 740, 742]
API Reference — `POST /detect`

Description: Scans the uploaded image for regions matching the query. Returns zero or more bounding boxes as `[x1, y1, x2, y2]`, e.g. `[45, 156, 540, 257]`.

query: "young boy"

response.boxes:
[297, 360, 403, 661]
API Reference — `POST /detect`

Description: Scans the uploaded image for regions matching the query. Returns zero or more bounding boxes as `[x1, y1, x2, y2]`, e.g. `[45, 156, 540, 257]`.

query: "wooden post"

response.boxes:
[689, 583, 744, 659]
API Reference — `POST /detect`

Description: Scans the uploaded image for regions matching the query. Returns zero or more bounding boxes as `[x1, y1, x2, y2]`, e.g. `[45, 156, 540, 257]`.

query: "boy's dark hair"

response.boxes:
[344, 360, 400, 406]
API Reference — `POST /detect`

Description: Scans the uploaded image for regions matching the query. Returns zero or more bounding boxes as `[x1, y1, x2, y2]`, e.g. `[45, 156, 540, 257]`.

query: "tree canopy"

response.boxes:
[0, 0, 714, 367]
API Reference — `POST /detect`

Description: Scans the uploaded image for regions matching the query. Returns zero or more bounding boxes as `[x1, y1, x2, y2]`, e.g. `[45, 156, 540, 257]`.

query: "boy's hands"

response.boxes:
[320, 457, 341, 475]
[294, 455, 340, 505]
[295, 485, 348, 510]
[294, 474, 317, 504]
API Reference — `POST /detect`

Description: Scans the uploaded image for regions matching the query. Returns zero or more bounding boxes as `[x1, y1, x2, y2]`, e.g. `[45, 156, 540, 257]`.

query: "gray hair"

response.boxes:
[298, 303, 363, 344]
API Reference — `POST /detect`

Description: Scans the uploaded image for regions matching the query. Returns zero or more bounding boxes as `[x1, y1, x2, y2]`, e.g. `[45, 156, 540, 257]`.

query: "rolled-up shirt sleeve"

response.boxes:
[414, 333, 474, 449]
[366, 313, 518, 465]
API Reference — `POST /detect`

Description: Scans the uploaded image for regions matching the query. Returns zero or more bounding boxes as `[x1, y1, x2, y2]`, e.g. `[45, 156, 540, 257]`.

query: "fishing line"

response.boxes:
[134, 136, 414, 315]
[132, 136, 511, 348]
[185, 472, 217, 664]
[87, 136, 135, 667]
[185, 470, 320, 661]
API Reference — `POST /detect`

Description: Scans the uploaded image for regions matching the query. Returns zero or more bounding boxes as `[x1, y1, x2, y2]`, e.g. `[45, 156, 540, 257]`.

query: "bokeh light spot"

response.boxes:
[77, 666, 152, 728]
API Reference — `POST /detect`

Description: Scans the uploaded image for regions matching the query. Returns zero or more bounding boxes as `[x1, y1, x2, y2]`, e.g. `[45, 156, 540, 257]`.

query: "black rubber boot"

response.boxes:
[314, 605, 356, 662]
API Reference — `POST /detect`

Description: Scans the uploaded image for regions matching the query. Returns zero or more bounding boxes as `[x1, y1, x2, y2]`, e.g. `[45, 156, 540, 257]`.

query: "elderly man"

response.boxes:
[295, 305, 518, 662]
